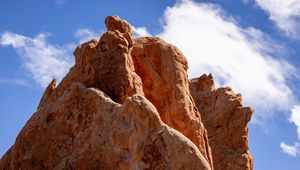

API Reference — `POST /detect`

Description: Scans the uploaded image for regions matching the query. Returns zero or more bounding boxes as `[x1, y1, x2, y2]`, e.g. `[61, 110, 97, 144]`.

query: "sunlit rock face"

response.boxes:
[0, 16, 252, 170]
[189, 74, 253, 170]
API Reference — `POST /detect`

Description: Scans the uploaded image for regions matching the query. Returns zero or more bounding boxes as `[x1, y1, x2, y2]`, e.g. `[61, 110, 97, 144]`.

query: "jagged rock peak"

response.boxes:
[190, 74, 253, 170]
[105, 16, 133, 34]
[0, 16, 253, 170]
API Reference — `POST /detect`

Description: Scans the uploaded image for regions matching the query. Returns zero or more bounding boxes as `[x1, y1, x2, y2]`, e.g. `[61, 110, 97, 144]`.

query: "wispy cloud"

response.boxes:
[280, 142, 300, 156]
[0, 32, 73, 87]
[75, 25, 151, 40]
[255, 0, 300, 37]
[291, 105, 300, 140]
[74, 28, 99, 43]
[281, 105, 300, 157]
[0, 27, 115, 88]
[74, 26, 150, 41]
[132, 26, 152, 37]
[159, 0, 298, 122]
[2, 1, 298, 123]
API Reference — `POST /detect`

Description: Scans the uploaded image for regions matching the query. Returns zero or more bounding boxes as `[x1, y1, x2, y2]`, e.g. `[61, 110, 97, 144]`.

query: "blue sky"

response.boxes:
[1, 0, 300, 169]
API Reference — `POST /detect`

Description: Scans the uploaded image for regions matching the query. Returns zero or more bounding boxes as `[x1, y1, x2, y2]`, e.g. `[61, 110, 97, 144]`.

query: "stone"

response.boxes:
[189, 74, 253, 170]
[0, 16, 253, 170]
[1, 82, 211, 170]
[131, 37, 213, 168]
[105, 16, 133, 48]
[37, 79, 56, 109]
[39, 15, 144, 104]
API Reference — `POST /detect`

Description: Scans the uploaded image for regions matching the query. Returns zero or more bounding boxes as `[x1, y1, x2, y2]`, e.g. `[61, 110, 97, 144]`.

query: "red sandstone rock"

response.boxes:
[189, 74, 253, 170]
[0, 16, 253, 170]
[131, 37, 213, 168]
[36, 16, 144, 105]
[1, 82, 211, 170]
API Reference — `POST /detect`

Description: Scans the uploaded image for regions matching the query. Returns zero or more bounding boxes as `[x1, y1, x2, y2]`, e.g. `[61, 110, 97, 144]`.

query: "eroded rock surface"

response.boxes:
[132, 38, 213, 167]
[189, 74, 253, 170]
[0, 16, 253, 170]
[1, 83, 211, 170]
[40, 15, 144, 105]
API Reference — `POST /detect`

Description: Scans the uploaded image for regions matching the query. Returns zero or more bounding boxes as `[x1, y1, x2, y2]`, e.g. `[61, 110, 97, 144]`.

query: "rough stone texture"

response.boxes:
[189, 74, 253, 170]
[1, 83, 211, 170]
[47, 15, 144, 104]
[0, 16, 253, 170]
[131, 37, 213, 168]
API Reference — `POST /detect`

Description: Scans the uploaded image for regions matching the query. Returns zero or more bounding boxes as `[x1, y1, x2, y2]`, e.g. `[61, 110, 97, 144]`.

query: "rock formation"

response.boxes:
[189, 74, 253, 170]
[131, 37, 213, 167]
[0, 16, 252, 170]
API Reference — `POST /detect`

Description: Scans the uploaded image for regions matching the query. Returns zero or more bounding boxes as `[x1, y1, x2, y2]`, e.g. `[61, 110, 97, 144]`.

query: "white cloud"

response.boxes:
[255, 0, 300, 37]
[0, 32, 73, 87]
[0, 26, 136, 88]
[74, 28, 99, 43]
[281, 105, 300, 157]
[290, 105, 300, 140]
[280, 142, 300, 156]
[0, 32, 27, 48]
[132, 26, 152, 37]
[1, 0, 297, 123]
[158, 0, 297, 121]
[75, 26, 150, 40]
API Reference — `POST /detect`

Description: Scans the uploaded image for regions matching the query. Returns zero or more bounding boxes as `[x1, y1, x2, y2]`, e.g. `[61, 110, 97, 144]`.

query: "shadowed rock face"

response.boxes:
[189, 74, 253, 170]
[0, 16, 252, 170]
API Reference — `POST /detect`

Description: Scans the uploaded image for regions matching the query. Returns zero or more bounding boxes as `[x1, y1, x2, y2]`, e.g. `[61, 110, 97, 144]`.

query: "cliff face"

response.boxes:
[189, 74, 253, 170]
[0, 16, 252, 170]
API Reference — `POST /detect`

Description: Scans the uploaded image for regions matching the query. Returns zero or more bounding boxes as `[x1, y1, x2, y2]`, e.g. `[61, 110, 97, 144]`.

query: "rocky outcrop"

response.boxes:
[1, 83, 211, 170]
[0, 16, 252, 170]
[189, 74, 253, 170]
[131, 37, 213, 167]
